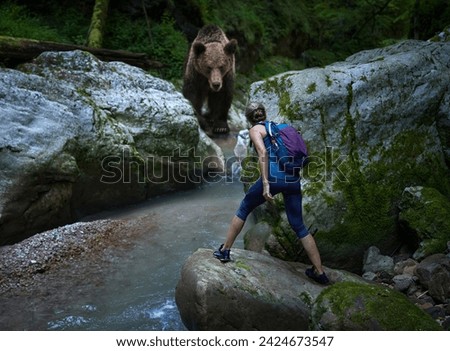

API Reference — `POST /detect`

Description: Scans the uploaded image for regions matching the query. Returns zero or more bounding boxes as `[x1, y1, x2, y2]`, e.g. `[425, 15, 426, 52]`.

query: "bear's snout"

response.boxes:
[211, 81, 222, 91]
[210, 69, 223, 91]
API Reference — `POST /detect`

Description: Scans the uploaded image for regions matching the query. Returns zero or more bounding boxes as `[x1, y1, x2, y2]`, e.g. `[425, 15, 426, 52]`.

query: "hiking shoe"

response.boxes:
[305, 267, 330, 285]
[213, 244, 231, 262]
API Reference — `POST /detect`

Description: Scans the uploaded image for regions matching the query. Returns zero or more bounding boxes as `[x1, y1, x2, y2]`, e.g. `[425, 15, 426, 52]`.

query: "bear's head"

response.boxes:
[192, 39, 237, 92]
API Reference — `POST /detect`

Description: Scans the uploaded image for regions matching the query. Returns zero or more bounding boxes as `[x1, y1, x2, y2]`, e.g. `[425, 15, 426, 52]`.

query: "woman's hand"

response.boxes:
[263, 181, 274, 202]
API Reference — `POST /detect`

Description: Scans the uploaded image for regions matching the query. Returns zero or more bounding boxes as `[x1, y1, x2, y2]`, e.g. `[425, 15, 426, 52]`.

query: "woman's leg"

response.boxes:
[222, 215, 245, 249]
[222, 178, 266, 250]
[283, 182, 325, 275]
[299, 234, 325, 275]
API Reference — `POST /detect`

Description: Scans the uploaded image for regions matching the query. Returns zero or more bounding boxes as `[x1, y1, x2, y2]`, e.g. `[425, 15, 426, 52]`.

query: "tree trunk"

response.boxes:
[86, 0, 110, 48]
[0, 36, 164, 70]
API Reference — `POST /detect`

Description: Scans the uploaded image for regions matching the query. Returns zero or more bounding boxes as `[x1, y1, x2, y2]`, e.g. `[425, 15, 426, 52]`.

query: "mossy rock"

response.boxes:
[399, 186, 450, 258]
[310, 281, 442, 331]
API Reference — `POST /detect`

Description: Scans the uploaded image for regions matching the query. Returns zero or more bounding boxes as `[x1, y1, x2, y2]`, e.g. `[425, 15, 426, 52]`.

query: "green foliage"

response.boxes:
[189, 0, 311, 56]
[103, 12, 149, 53]
[301, 49, 340, 68]
[412, 0, 450, 39]
[1, 0, 449, 82]
[308, 0, 417, 60]
[253, 56, 306, 78]
[0, 1, 60, 41]
[148, 14, 189, 80]
[104, 11, 188, 80]
[39, 3, 91, 45]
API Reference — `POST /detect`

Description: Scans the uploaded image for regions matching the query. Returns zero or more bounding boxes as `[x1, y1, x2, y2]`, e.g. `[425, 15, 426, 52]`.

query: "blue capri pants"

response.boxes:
[235, 177, 309, 238]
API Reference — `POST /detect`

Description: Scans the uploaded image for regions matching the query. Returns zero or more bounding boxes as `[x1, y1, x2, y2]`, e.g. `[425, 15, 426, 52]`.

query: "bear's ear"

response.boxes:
[193, 43, 206, 56]
[224, 39, 237, 55]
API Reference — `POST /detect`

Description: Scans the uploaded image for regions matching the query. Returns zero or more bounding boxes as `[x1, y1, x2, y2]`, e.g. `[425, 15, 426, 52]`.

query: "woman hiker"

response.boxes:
[213, 102, 329, 285]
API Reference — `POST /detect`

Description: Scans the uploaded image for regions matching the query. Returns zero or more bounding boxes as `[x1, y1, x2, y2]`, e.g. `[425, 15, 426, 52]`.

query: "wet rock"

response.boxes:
[415, 254, 450, 303]
[243, 221, 271, 253]
[392, 274, 415, 292]
[424, 305, 446, 320]
[362, 271, 377, 281]
[363, 246, 394, 276]
[442, 317, 450, 331]
[394, 258, 418, 275]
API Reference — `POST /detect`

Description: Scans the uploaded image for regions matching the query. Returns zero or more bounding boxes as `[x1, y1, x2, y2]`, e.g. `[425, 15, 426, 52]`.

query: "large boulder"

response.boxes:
[0, 50, 223, 244]
[175, 248, 365, 330]
[245, 40, 450, 272]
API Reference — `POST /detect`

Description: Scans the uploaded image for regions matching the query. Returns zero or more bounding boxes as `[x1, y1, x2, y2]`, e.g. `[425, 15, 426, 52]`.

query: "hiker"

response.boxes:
[213, 102, 329, 284]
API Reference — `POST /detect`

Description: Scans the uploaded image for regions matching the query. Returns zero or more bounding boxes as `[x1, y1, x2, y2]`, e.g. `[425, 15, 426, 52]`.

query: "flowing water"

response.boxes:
[0, 136, 253, 330]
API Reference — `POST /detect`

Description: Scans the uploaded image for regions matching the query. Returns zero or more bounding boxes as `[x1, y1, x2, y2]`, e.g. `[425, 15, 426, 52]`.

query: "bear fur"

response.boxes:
[182, 25, 237, 135]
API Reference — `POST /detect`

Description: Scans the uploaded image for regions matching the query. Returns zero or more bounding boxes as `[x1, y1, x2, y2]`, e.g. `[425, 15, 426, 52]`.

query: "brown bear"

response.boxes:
[182, 25, 237, 135]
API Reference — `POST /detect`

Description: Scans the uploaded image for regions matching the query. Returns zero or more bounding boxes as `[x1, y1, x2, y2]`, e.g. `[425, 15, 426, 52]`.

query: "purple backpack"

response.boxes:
[264, 121, 309, 173]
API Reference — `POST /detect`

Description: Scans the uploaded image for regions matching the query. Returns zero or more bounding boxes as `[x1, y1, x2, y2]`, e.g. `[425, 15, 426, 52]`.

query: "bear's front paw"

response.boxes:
[212, 120, 230, 134]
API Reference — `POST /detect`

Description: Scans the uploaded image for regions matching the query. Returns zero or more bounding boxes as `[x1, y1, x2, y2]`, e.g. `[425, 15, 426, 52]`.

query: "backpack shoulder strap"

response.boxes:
[261, 120, 277, 137]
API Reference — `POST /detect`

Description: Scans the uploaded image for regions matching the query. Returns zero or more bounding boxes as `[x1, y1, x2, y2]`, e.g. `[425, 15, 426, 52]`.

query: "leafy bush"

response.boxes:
[104, 11, 188, 81]
[0, 1, 60, 41]
[149, 14, 189, 81]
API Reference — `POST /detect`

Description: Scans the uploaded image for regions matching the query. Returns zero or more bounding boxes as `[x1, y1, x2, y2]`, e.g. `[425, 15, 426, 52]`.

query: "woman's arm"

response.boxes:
[249, 125, 273, 201]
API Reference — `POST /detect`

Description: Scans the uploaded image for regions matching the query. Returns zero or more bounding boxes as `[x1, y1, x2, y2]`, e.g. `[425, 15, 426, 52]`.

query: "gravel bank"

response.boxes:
[0, 219, 145, 296]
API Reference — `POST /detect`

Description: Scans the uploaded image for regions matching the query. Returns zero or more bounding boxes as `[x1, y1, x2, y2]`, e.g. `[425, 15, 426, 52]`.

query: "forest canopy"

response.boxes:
[1, 0, 449, 86]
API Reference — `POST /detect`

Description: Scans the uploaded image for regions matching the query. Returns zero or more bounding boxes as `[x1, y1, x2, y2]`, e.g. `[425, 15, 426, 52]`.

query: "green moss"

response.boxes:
[298, 291, 313, 307]
[235, 260, 252, 271]
[256, 74, 298, 121]
[313, 282, 442, 330]
[240, 154, 259, 184]
[306, 82, 317, 94]
[400, 187, 450, 255]
[323, 126, 450, 248]
[369, 56, 385, 62]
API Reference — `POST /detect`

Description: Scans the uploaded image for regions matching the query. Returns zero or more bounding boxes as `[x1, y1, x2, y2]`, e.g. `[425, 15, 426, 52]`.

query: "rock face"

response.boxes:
[0, 50, 223, 245]
[245, 40, 450, 272]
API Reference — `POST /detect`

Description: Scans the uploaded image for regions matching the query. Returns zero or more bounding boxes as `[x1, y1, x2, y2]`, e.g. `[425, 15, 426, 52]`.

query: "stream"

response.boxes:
[0, 136, 253, 331]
